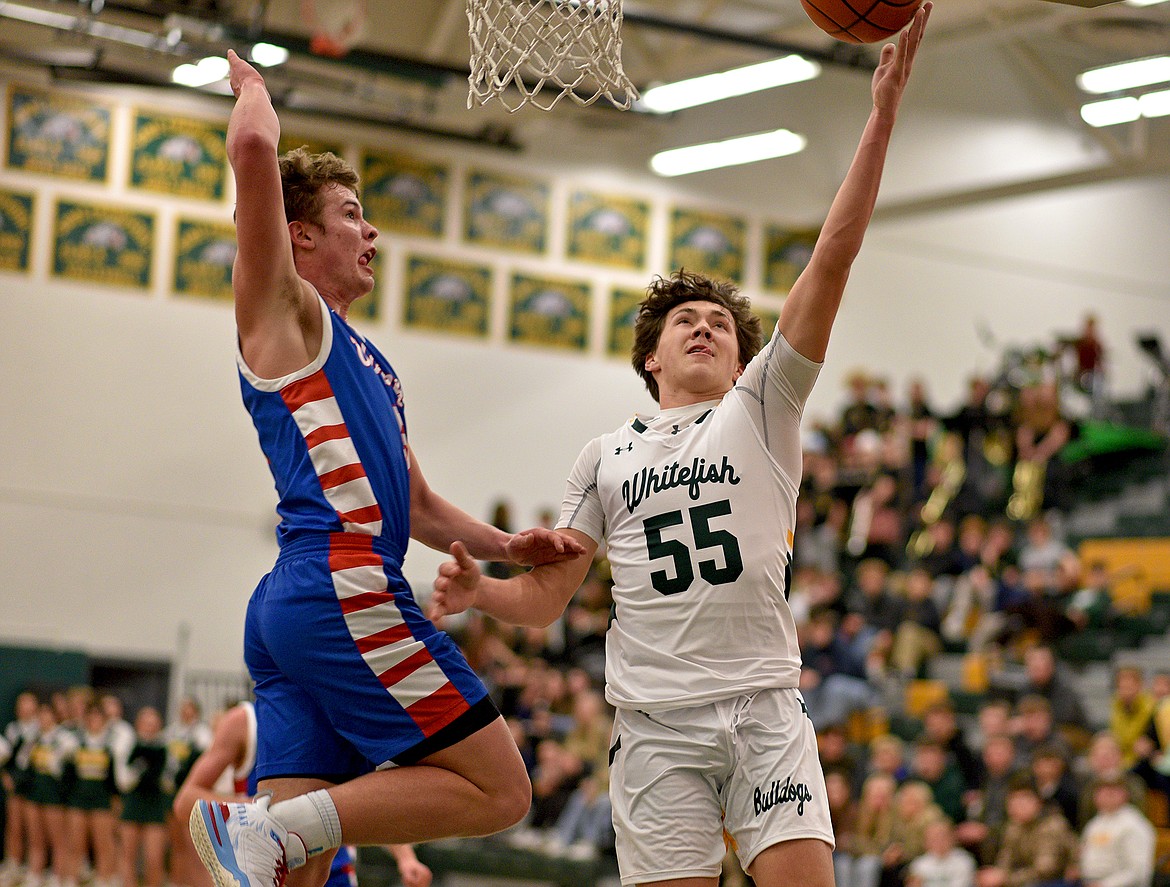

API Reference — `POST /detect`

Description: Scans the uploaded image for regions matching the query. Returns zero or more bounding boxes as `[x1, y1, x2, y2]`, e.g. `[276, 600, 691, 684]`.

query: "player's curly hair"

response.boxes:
[631, 269, 763, 403]
[278, 147, 360, 227]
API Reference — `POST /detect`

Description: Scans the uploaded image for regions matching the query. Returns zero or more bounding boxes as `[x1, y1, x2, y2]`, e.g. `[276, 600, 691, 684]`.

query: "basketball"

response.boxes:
[801, 0, 924, 44]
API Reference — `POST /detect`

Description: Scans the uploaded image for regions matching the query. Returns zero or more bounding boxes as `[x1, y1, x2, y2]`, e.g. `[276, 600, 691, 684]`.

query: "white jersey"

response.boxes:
[212, 702, 257, 796]
[559, 331, 819, 711]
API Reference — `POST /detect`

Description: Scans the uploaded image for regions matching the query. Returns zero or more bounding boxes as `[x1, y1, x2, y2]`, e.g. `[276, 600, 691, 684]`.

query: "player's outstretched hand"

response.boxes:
[430, 541, 482, 620]
[226, 49, 266, 99]
[505, 527, 586, 567]
[872, 1, 930, 116]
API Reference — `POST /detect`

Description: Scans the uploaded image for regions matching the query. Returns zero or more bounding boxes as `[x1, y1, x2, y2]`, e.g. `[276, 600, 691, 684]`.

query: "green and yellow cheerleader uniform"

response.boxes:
[119, 740, 169, 825]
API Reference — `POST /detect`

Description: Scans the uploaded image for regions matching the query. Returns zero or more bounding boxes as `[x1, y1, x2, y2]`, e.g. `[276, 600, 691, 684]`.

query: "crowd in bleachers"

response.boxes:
[4, 315, 1169, 886]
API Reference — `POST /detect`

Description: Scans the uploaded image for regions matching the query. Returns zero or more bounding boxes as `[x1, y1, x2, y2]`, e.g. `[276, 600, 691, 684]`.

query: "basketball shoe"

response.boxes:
[190, 796, 304, 887]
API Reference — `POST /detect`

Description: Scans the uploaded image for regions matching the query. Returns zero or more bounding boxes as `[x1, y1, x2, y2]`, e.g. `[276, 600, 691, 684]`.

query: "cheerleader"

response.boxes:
[117, 708, 168, 887]
[64, 705, 118, 887]
[1, 692, 39, 887]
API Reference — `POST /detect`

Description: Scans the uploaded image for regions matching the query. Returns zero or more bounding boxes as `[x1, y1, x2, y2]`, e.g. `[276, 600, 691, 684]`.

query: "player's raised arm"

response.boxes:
[431, 530, 597, 628]
[778, 3, 931, 363]
[407, 445, 587, 567]
[224, 50, 310, 346]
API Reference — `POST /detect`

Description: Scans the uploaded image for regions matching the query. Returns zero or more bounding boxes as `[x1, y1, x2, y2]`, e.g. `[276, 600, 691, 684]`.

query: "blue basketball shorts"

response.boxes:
[243, 532, 497, 783]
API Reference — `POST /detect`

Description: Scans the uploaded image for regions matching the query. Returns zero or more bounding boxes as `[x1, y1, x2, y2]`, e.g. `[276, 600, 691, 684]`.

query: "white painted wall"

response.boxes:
[1, 77, 1167, 675]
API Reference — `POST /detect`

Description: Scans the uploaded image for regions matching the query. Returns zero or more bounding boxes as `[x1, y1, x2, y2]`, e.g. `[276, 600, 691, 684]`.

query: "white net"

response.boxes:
[467, 0, 639, 112]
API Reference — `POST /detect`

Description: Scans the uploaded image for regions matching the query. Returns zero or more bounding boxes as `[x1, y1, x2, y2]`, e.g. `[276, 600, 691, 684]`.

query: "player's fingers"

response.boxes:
[449, 540, 474, 566]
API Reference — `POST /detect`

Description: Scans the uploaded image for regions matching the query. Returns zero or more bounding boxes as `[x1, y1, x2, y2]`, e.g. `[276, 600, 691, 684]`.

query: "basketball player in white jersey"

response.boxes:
[430, 7, 931, 887]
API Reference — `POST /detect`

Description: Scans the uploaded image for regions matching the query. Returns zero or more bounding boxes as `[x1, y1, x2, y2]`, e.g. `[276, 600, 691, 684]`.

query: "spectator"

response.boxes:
[852, 772, 899, 887]
[1029, 745, 1079, 828]
[1110, 665, 1156, 768]
[1075, 732, 1147, 831]
[1020, 646, 1088, 742]
[842, 559, 904, 665]
[908, 741, 965, 824]
[1075, 773, 1156, 887]
[906, 818, 976, 887]
[903, 377, 938, 504]
[956, 734, 1019, 867]
[1012, 381, 1078, 515]
[846, 472, 906, 568]
[920, 701, 981, 793]
[1017, 516, 1078, 584]
[1064, 561, 1118, 634]
[1013, 696, 1072, 765]
[889, 567, 943, 680]
[826, 770, 865, 887]
[819, 723, 867, 798]
[799, 607, 880, 730]
[881, 781, 945, 887]
[944, 376, 1010, 517]
[867, 735, 911, 785]
[975, 777, 1076, 887]
[1067, 314, 1108, 418]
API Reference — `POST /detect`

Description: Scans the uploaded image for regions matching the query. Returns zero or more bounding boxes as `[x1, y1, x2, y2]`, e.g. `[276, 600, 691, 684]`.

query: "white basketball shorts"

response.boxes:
[609, 687, 833, 885]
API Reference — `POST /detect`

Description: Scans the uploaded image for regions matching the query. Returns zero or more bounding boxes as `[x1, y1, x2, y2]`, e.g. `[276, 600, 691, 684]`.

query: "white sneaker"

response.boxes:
[189, 796, 290, 887]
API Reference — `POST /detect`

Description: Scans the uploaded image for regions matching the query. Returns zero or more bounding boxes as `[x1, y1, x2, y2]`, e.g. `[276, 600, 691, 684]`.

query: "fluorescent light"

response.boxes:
[1077, 55, 1170, 94]
[1080, 96, 1140, 127]
[650, 128, 807, 176]
[637, 55, 821, 114]
[172, 56, 229, 88]
[1139, 87, 1170, 117]
[250, 42, 289, 67]
[1124, 0, 1167, 6]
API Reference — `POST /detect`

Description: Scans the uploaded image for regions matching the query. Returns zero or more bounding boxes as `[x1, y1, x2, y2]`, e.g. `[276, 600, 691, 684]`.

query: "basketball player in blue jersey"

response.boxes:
[188, 47, 585, 887]
[429, 7, 931, 887]
[177, 703, 432, 887]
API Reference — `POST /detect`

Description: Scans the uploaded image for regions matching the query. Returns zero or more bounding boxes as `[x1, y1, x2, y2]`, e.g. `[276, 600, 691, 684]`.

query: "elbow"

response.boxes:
[227, 128, 278, 170]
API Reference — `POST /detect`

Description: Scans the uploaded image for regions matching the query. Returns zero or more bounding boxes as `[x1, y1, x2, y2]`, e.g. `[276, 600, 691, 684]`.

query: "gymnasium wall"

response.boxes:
[1, 73, 1168, 677]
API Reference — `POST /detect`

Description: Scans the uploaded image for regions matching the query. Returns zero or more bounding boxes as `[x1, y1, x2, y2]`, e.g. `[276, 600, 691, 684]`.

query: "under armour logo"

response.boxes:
[615, 443, 633, 455]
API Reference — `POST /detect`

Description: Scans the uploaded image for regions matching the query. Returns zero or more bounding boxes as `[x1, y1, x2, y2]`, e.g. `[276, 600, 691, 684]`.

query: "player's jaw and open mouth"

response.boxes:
[358, 246, 377, 275]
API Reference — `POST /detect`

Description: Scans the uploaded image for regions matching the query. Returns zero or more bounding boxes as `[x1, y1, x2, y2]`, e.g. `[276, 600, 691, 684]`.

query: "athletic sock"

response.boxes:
[269, 790, 342, 867]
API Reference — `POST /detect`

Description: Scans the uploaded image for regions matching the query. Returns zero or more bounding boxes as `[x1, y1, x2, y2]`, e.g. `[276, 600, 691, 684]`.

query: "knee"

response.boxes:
[488, 769, 532, 832]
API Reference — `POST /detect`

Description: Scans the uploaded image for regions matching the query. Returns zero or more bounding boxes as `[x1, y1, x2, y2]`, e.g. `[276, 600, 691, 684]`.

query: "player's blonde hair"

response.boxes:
[630, 269, 763, 403]
[278, 147, 361, 227]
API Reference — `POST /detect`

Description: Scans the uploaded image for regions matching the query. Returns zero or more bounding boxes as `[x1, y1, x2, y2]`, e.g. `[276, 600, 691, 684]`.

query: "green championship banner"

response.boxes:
[131, 111, 228, 201]
[465, 170, 548, 254]
[403, 255, 491, 338]
[6, 85, 111, 182]
[764, 224, 819, 292]
[669, 207, 746, 283]
[361, 150, 448, 238]
[278, 135, 345, 158]
[607, 286, 645, 358]
[566, 190, 649, 270]
[52, 200, 153, 290]
[0, 188, 34, 272]
[174, 218, 237, 301]
[509, 272, 590, 351]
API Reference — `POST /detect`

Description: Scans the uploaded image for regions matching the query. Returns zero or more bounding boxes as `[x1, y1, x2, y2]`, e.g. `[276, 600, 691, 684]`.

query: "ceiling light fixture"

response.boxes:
[1077, 55, 1170, 94]
[637, 55, 821, 114]
[650, 128, 807, 176]
[1123, 0, 1168, 7]
[172, 56, 229, 88]
[249, 42, 289, 67]
[1079, 88, 1170, 126]
[1080, 96, 1141, 126]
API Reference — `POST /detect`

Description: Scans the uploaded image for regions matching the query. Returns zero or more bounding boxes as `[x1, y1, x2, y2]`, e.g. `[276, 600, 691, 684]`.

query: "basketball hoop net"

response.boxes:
[467, 0, 639, 112]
